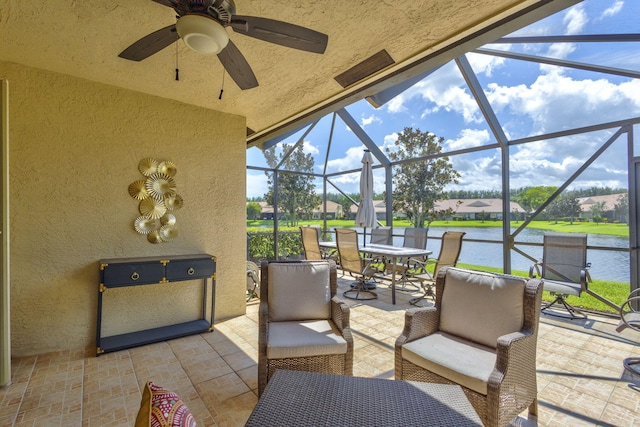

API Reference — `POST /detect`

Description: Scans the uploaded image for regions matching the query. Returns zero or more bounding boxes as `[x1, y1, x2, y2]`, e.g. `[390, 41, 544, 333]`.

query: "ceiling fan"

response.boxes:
[119, 0, 329, 90]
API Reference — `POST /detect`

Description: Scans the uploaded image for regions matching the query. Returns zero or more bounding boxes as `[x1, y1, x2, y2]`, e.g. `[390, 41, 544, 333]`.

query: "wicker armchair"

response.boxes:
[258, 260, 353, 396]
[395, 267, 542, 427]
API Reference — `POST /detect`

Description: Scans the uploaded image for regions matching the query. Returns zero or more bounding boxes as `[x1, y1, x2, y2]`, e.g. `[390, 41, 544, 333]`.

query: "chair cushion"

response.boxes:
[268, 262, 331, 322]
[439, 268, 525, 348]
[542, 279, 582, 296]
[402, 332, 497, 395]
[135, 381, 197, 427]
[267, 320, 348, 359]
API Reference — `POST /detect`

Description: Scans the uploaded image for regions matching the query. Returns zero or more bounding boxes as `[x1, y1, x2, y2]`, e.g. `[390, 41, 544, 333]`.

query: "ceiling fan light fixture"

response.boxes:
[177, 15, 229, 55]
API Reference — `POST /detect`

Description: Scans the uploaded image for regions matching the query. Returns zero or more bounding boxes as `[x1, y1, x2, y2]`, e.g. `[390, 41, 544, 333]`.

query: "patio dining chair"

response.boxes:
[335, 228, 378, 300]
[408, 231, 465, 305]
[299, 226, 324, 260]
[369, 227, 392, 245]
[385, 228, 429, 291]
[258, 259, 353, 396]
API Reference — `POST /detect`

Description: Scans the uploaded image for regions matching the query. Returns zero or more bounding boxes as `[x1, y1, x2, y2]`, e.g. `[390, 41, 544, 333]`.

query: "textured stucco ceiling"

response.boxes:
[0, 1, 575, 145]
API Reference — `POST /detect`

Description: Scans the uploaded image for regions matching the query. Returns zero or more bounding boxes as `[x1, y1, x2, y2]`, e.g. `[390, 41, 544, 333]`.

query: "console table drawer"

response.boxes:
[166, 257, 215, 281]
[101, 260, 165, 287]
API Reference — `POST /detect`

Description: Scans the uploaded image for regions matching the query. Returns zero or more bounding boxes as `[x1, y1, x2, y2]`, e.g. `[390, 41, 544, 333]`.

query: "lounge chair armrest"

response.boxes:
[331, 296, 350, 331]
[396, 307, 439, 347]
[529, 260, 542, 278]
[488, 329, 537, 396]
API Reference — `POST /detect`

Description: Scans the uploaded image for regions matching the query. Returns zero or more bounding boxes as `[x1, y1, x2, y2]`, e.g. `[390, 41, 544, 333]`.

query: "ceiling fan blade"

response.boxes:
[119, 24, 179, 61]
[151, 0, 175, 7]
[217, 40, 258, 90]
[230, 15, 328, 54]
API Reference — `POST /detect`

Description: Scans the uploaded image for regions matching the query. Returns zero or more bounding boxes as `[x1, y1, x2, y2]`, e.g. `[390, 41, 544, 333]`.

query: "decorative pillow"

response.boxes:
[135, 381, 198, 427]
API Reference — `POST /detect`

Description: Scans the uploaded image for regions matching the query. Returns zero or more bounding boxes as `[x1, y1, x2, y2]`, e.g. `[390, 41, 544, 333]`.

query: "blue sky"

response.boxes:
[247, 0, 640, 199]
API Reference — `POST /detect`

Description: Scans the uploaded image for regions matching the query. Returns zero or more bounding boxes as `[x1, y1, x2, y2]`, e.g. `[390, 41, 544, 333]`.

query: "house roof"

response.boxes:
[0, 0, 578, 147]
[577, 193, 626, 212]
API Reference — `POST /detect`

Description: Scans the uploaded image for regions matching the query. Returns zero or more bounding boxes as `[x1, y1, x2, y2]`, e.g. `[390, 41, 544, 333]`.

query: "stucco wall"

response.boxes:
[0, 61, 247, 357]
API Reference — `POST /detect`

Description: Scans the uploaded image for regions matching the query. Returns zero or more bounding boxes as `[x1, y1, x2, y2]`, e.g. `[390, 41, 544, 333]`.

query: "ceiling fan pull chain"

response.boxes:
[219, 69, 225, 100]
[175, 42, 180, 81]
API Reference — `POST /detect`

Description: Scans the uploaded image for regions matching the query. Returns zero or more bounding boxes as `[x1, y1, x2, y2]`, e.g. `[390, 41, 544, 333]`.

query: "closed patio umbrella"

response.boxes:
[355, 150, 376, 243]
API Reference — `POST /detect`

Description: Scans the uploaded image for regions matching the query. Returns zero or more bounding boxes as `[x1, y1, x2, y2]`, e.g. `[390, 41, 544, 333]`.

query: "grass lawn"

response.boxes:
[248, 219, 629, 237]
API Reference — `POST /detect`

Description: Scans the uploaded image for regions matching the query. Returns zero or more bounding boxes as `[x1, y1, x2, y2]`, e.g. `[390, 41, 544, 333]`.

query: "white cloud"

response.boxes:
[467, 53, 505, 77]
[602, 0, 624, 17]
[486, 71, 640, 136]
[445, 129, 490, 150]
[563, 5, 588, 34]
[361, 114, 382, 128]
[325, 145, 368, 173]
[246, 171, 270, 198]
[302, 140, 320, 155]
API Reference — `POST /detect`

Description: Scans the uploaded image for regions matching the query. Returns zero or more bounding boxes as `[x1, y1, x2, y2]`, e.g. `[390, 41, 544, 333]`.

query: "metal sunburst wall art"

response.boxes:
[128, 158, 183, 244]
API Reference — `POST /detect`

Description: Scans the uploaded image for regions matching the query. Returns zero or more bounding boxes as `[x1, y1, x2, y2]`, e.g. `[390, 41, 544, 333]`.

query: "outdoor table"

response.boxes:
[245, 370, 482, 426]
[320, 241, 432, 304]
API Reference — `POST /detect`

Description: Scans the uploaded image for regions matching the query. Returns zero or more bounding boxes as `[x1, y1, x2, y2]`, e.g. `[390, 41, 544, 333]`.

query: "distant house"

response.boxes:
[348, 200, 387, 221]
[348, 198, 526, 221]
[252, 200, 344, 220]
[256, 201, 282, 220]
[312, 200, 344, 220]
[434, 199, 526, 220]
[577, 193, 627, 222]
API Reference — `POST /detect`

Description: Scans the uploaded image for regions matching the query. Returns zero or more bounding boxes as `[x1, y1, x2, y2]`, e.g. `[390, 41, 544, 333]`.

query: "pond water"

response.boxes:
[351, 226, 631, 283]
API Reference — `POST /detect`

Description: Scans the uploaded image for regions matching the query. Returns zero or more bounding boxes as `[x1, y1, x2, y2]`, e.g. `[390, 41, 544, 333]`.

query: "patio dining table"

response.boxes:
[319, 241, 431, 304]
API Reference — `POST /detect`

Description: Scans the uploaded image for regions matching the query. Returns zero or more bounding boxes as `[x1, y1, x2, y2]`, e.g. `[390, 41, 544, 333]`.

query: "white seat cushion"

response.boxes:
[402, 332, 496, 395]
[267, 320, 347, 359]
[268, 262, 331, 322]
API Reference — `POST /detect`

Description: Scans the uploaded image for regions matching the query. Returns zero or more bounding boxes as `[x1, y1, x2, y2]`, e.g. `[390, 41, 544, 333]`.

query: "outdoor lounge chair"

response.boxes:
[258, 259, 353, 396]
[617, 289, 640, 375]
[335, 228, 378, 300]
[529, 233, 590, 319]
[396, 267, 543, 427]
[529, 232, 621, 320]
[408, 231, 465, 305]
[246, 260, 260, 301]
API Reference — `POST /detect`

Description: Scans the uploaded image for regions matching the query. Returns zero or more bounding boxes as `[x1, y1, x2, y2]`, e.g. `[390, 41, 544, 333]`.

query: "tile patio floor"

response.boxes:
[1, 272, 639, 426]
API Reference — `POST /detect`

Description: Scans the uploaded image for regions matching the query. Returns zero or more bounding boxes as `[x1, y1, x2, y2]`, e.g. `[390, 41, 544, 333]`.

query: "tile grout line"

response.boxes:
[13, 356, 37, 427]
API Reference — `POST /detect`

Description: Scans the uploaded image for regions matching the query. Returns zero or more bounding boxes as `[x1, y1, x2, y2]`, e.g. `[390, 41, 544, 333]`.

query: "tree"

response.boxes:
[385, 127, 460, 228]
[545, 195, 581, 224]
[246, 202, 262, 220]
[589, 201, 607, 224]
[515, 186, 558, 213]
[614, 193, 628, 223]
[263, 144, 321, 226]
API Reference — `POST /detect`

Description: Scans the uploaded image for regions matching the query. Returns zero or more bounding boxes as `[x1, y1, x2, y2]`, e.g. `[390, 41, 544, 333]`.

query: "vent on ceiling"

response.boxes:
[334, 50, 395, 88]
[247, 127, 255, 137]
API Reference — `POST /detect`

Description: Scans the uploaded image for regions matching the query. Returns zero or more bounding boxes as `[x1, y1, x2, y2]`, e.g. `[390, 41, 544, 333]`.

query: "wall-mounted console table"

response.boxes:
[96, 254, 216, 356]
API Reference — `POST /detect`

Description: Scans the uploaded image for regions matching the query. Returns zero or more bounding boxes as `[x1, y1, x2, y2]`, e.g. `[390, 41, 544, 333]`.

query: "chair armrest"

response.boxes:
[395, 307, 439, 348]
[486, 329, 538, 423]
[331, 296, 350, 331]
[258, 301, 269, 352]
[529, 260, 541, 278]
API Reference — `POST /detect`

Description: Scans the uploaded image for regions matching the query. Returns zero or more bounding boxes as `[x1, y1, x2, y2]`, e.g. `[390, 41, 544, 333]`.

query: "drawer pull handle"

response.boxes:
[187, 268, 195, 276]
[131, 272, 140, 281]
